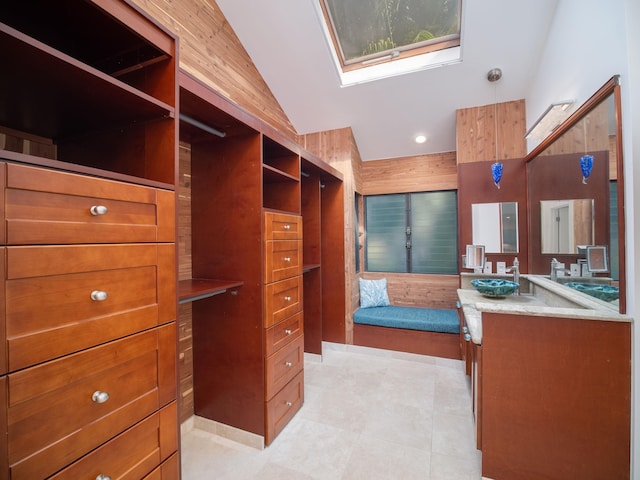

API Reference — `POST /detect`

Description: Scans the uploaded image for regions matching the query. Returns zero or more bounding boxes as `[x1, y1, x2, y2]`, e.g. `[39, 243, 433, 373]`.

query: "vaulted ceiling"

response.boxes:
[216, 0, 559, 160]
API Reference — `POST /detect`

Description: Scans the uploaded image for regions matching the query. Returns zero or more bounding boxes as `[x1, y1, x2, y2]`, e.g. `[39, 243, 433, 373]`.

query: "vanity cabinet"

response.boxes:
[480, 312, 630, 480]
[0, 1, 179, 477]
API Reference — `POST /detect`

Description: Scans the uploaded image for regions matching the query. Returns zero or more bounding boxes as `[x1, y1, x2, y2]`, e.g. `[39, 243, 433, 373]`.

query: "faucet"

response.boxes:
[506, 257, 520, 295]
[550, 258, 570, 281]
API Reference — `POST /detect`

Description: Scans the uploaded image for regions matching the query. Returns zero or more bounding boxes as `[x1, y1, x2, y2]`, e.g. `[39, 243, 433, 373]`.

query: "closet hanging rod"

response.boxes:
[179, 113, 226, 138]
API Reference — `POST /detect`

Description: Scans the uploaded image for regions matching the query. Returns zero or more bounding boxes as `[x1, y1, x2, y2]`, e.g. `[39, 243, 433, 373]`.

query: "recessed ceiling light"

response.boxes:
[415, 135, 427, 144]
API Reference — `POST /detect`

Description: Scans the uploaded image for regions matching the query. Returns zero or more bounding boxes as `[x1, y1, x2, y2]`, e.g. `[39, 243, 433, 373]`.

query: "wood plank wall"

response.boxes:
[178, 141, 194, 423]
[131, 0, 298, 142]
[456, 100, 526, 163]
[361, 152, 457, 195]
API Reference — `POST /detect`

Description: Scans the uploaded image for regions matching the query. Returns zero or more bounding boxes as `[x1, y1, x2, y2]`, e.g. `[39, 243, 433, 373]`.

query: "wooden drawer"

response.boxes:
[264, 275, 303, 328]
[264, 239, 302, 283]
[6, 326, 176, 480]
[265, 370, 304, 445]
[49, 402, 177, 480]
[264, 212, 302, 241]
[4, 243, 176, 372]
[265, 311, 303, 357]
[3, 163, 175, 244]
[265, 336, 304, 400]
[143, 453, 180, 480]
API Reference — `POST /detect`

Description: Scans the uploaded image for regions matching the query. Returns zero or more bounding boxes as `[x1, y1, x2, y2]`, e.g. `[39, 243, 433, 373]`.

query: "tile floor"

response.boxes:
[181, 343, 482, 480]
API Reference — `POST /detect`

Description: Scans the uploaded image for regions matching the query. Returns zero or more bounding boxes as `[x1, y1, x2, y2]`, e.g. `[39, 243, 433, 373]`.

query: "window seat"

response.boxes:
[353, 305, 461, 359]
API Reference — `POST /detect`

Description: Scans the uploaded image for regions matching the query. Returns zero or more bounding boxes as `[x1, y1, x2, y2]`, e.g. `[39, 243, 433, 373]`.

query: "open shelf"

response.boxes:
[179, 278, 244, 304]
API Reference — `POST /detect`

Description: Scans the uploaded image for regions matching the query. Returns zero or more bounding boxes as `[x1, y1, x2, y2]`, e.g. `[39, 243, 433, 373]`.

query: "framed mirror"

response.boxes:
[526, 76, 625, 313]
[472, 202, 518, 253]
[587, 245, 609, 272]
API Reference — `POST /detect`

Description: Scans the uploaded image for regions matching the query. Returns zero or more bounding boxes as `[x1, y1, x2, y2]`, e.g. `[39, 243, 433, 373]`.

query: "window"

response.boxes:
[320, 0, 461, 74]
[365, 191, 458, 273]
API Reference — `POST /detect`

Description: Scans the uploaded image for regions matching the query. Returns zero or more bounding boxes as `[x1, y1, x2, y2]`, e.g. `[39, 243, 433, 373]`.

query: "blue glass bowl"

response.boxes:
[471, 279, 520, 298]
[565, 282, 619, 302]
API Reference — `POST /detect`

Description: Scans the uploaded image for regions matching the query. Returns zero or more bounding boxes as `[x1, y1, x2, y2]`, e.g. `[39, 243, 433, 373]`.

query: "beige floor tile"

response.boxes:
[181, 346, 482, 480]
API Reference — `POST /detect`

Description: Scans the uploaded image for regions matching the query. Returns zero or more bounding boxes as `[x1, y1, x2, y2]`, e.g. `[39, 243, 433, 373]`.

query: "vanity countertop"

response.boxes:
[458, 275, 631, 345]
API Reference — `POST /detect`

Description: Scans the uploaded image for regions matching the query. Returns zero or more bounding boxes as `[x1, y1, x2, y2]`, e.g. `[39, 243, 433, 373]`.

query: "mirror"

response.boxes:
[526, 76, 625, 313]
[540, 199, 594, 253]
[472, 202, 518, 253]
[587, 245, 609, 272]
[464, 244, 485, 270]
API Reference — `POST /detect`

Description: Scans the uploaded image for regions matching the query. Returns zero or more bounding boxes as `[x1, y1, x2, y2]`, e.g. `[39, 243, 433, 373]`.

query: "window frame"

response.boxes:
[319, 0, 462, 73]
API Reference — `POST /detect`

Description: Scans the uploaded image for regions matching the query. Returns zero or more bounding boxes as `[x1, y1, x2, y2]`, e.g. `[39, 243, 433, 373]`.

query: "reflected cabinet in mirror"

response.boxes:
[472, 202, 518, 253]
[526, 76, 625, 312]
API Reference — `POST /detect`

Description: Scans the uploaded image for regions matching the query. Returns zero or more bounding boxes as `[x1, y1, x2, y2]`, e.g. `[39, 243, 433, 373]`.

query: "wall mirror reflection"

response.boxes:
[525, 76, 625, 313]
[472, 202, 518, 253]
[464, 244, 485, 270]
[540, 199, 594, 254]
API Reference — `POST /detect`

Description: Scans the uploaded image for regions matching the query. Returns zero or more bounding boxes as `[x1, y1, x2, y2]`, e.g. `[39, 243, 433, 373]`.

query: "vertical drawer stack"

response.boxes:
[0, 163, 178, 479]
[263, 211, 304, 444]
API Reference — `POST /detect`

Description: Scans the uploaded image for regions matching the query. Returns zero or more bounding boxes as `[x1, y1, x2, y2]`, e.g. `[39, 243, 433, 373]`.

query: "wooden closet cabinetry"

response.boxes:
[0, 164, 178, 479]
[263, 212, 304, 443]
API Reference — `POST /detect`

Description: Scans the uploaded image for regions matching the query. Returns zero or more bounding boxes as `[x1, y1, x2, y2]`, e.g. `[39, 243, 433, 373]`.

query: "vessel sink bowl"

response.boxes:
[471, 279, 520, 298]
[564, 282, 619, 302]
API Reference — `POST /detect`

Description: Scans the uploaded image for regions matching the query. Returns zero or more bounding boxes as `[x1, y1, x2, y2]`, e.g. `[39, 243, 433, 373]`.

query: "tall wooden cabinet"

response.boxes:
[0, 1, 179, 478]
[179, 72, 343, 446]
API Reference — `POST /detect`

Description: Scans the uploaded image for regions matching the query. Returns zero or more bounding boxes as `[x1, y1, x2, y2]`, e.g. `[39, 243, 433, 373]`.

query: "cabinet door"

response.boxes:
[263, 276, 303, 328]
[5, 163, 174, 244]
[5, 244, 173, 371]
[264, 239, 302, 283]
[264, 212, 302, 240]
[7, 327, 174, 479]
[265, 336, 304, 400]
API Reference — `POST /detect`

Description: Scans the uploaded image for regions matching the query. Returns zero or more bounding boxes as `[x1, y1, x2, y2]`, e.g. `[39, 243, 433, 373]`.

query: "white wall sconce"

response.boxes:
[525, 102, 574, 142]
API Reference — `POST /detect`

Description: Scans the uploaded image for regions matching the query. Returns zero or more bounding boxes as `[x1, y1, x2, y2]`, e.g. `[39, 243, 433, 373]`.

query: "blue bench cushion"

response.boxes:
[354, 306, 459, 334]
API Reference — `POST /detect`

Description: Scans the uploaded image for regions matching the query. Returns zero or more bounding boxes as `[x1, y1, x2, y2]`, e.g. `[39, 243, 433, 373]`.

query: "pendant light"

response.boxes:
[488, 68, 503, 188]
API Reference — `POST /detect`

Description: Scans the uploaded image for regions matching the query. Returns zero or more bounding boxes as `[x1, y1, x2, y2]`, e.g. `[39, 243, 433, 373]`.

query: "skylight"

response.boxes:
[318, 0, 462, 85]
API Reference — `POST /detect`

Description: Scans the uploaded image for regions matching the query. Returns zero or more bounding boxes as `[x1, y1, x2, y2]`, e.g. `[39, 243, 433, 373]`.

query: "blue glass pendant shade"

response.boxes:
[580, 154, 593, 184]
[491, 162, 503, 189]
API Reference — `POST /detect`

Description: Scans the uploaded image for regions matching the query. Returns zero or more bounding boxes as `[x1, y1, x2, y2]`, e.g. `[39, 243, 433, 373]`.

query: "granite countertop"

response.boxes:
[458, 275, 631, 345]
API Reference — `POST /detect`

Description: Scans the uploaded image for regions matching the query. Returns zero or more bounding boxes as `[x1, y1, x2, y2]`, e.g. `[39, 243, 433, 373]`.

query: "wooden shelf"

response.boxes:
[303, 264, 321, 273]
[179, 278, 243, 304]
[0, 23, 174, 141]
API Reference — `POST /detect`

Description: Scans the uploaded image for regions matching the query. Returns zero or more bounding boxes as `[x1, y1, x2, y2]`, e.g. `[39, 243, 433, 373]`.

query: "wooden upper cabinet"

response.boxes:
[0, 0, 177, 186]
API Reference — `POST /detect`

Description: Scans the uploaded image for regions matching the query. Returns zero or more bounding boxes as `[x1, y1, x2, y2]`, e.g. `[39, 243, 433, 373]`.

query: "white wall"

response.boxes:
[526, 0, 639, 476]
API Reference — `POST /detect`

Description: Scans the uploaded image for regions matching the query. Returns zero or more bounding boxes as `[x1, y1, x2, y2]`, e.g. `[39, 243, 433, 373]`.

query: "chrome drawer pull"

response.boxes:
[283, 224, 291, 230]
[284, 296, 292, 302]
[91, 290, 108, 302]
[92, 391, 110, 404]
[285, 401, 293, 407]
[285, 329, 292, 335]
[90, 205, 108, 216]
[462, 326, 469, 334]
[283, 257, 291, 262]
[96, 475, 112, 480]
[285, 361, 293, 367]
[464, 333, 471, 342]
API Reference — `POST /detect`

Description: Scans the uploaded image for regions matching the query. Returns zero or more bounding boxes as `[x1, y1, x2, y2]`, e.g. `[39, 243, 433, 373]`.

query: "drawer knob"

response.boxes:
[285, 329, 292, 335]
[96, 475, 112, 480]
[284, 296, 292, 302]
[284, 257, 291, 262]
[285, 361, 293, 367]
[286, 401, 293, 407]
[464, 333, 472, 342]
[92, 391, 110, 404]
[91, 290, 108, 302]
[462, 326, 469, 334]
[283, 224, 291, 230]
[90, 205, 108, 216]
